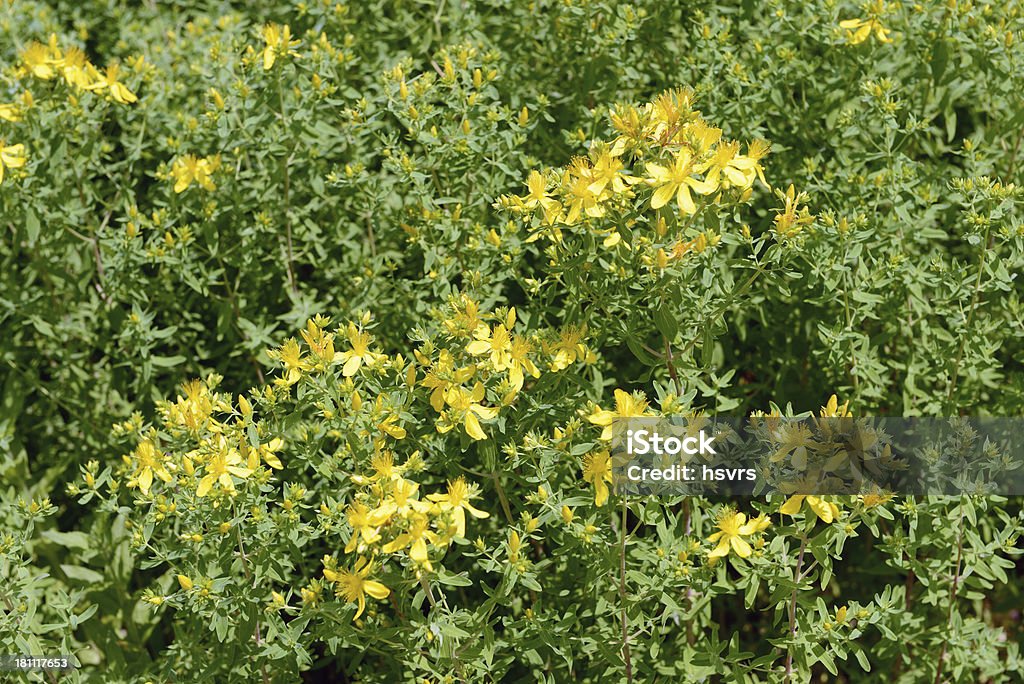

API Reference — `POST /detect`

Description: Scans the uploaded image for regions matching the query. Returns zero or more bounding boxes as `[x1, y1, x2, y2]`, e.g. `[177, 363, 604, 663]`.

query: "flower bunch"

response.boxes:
[18, 33, 138, 104]
[500, 89, 770, 251]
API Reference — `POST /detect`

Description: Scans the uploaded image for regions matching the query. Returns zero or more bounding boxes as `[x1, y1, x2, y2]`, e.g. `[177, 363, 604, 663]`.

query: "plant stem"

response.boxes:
[277, 70, 297, 294]
[784, 536, 807, 683]
[234, 504, 271, 684]
[933, 500, 965, 684]
[619, 495, 634, 683]
[945, 222, 992, 410]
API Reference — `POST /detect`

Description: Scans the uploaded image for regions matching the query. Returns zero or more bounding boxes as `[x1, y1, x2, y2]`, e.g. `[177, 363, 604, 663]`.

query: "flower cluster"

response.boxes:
[170, 154, 222, 193]
[117, 375, 283, 500]
[18, 33, 138, 104]
[320, 463, 490, 620]
[500, 89, 770, 250]
[840, 1, 894, 45]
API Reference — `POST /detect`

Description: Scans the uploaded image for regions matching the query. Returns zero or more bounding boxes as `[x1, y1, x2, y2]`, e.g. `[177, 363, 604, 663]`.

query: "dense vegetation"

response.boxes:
[1, 1, 1023, 681]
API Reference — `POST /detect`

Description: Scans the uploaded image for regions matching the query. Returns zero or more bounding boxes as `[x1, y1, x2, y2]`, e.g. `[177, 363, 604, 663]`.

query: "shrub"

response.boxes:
[1, 0, 1023, 682]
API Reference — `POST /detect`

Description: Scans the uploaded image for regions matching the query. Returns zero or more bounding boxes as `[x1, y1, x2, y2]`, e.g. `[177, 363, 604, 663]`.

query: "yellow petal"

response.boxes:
[464, 411, 486, 440]
[779, 495, 804, 516]
[677, 184, 696, 214]
[708, 536, 731, 558]
[651, 182, 676, 209]
[342, 355, 361, 377]
[363, 580, 390, 600]
[138, 467, 153, 494]
[466, 340, 490, 355]
[730, 536, 752, 558]
[196, 474, 215, 497]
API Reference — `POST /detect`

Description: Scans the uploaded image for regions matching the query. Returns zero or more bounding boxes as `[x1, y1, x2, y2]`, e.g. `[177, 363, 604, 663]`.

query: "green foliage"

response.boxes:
[1, 0, 1023, 682]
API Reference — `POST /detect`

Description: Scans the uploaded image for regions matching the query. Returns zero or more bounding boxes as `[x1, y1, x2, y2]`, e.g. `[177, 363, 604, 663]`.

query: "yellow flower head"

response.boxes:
[706, 508, 761, 559]
[262, 23, 301, 70]
[323, 557, 390, 621]
[0, 141, 28, 185]
[839, 1, 893, 45]
[587, 389, 652, 441]
[170, 154, 220, 193]
[581, 450, 613, 506]
[131, 439, 172, 495]
[427, 477, 489, 538]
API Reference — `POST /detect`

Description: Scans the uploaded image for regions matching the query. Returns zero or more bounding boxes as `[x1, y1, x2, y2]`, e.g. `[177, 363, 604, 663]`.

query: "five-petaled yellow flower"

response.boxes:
[131, 439, 172, 495]
[645, 148, 716, 214]
[587, 388, 652, 441]
[582, 449, 613, 507]
[440, 383, 498, 440]
[171, 154, 220, 193]
[427, 477, 489, 538]
[196, 439, 253, 497]
[707, 509, 768, 559]
[88, 63, 138, 104]
[336, 322, 384, 377]
[466, 309, 515, 371]
[324, 557, 390, 621]
[0, 141, 28, 184]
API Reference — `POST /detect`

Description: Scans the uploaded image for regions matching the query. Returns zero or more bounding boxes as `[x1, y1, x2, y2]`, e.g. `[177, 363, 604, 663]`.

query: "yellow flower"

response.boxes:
[196, 438, 253, 497]
[177, 574, 194, 591]
[645, 148, 716, 214]
[300, 582, 322, 607]
[0, 141, 28, 185]
[324, 557, 390, 621]
[508, 334, 540, 391]
[170, 154, 220, 193]
[587, 149, 634, 196]
[706, 509, 759, 559]
[427, 477, 489, 538]
[546, 325, 592, 371]
[587, 388, 652, 441]
[20, 41, 58, 80]
[336, 322, 384, 377]
[87, 63, 137, 104]
[581, 450, 613, 507]
[819, 394, 851, 418]
[779, 495, 840, 524]
[58, 47, 99, 90]
[344, 501, 390, 553]
[840, 16, 892, 45]
[772, 184, 814, 238]
[269, 338, 309, 386]
[0, 104, 22, 122]
[440, 383, 498, 441]
[420, 350, 475, 411]
[262, 23, 301, 70]
[466, 309, 516, 371]
[704, 139, 770, 191]
[522, 170, 561, 223]
[562, 161, 606, 224]
[131, 439, 172, 495]
[381, 512, 438, 570]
